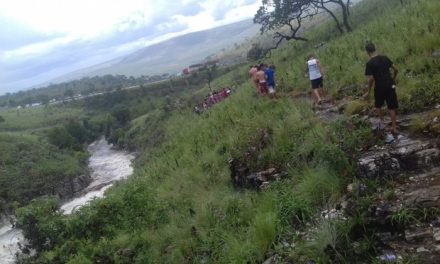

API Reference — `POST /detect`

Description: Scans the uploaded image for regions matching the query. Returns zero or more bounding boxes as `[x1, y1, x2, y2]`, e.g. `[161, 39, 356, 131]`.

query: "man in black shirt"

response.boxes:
[363, 42, 399, 134]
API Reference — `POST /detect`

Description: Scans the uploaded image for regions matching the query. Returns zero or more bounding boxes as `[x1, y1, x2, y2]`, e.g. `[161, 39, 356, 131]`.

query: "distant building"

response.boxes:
[188, 63, 204, 72]
[185, 60, 218, 74]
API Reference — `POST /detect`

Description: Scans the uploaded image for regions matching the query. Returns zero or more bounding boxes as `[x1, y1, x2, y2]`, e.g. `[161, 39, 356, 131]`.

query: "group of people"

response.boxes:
[248, 42, 400, 134]
[194, 87, 232, 114]
[248, 64, 277, 98]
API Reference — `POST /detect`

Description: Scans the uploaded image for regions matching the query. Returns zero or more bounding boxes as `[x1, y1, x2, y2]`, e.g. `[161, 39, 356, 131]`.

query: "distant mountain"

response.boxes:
[52, 19, 259, 82]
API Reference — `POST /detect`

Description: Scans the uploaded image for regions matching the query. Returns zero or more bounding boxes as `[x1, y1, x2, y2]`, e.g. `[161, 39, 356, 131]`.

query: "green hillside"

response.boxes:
[13, 0, 440, 263]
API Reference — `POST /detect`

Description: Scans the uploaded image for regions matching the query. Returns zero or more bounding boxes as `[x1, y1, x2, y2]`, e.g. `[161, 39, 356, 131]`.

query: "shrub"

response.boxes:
[47, 126, 75, 149]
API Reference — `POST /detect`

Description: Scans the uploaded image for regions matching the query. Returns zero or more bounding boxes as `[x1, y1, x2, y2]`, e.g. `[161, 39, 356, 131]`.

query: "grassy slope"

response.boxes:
[17, 0, 440, 263]
[270, 0, 439, 113]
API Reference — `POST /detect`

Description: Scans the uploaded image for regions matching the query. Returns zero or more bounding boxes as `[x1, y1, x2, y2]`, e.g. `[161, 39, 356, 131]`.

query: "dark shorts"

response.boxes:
[311, 77, 323, 89]
[374, 86, 398, 110]
[259, 82, 268, 95]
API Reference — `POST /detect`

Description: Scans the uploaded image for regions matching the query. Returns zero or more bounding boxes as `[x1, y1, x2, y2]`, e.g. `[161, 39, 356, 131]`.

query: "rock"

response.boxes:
[262, 256, 274, 264]
[260, 168, 277, 176]
[260, 181, 271, 190]
[321, 208, 346, 220]
[431, 218, 440, 227]
[404, 186, 440, 208]
[433, 228, 440, 241]
[229, 158, 287, 189]
[358, 133, 439, 179]
[432, 51, 440, 58]
[54, 174, 93, 200]
[378, 253, 397, 262]
[377, 232, 393, 242]
[416, 246, 429, 253]
[405, 228, 432, 242]
[358, 150, 400, 178]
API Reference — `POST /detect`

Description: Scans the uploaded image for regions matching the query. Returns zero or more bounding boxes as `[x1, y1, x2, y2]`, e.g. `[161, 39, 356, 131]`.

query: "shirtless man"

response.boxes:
[248, 65, 259, 91]
[255, 64, 268, 96]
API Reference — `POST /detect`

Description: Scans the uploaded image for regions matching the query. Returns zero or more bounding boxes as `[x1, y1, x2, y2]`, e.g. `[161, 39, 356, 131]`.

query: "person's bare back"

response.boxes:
[256, 70, 266, 83]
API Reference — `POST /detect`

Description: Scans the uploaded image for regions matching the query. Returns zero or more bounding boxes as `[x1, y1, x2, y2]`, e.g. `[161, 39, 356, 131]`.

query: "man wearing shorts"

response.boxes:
[265, 64, 276, 98]
[248, 65, 259, 91]
[306, 54, 325, 105]
[256, 64, 268, 96]
[363, 42, 399, 134]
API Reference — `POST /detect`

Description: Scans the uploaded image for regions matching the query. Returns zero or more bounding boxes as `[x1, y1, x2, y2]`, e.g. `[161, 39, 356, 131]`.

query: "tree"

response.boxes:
[312, 0, 352, 33]
[111, 104, 131, 126]
[254, 0, 352, 53]
[203, 63, 218, 92]
[48, 127, 75, 149]
[64, 89, 74, 100]
[16, 198, 65, 252]
[36, 94, 50, 107]
[254, 0, 314, 54]
[247, 44, 265, 61]
[65, 121, 88, 144]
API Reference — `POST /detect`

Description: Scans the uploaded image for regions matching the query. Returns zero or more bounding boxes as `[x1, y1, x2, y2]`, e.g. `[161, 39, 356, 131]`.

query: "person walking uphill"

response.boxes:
[363, 42, 399, 134]
[248, 65, 259, 91]
[265, 64, 277, 98]
[256, 64, 268, 96]
[306, 54, 325, 106]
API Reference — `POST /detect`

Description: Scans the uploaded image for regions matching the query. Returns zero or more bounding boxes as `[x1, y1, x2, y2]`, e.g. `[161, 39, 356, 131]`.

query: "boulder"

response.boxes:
[432, 51, 440, 58]
[358, 134, 439, 179]
[358, 149, 400, 178]
[54, 174, 93, 200]
[404, 185, 440, 208]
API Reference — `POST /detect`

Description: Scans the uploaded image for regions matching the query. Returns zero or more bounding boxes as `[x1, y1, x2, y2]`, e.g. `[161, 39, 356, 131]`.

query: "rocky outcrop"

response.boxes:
[229, 128, 288, 189]
[358, 135, 439, 179]
[229, 158, 287, 189]
[54, 174, 92, 200]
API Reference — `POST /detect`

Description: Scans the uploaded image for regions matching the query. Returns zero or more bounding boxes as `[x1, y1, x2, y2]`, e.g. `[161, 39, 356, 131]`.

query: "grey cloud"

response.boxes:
[0, 17, 61, 50]
[0, 1, 257, 94]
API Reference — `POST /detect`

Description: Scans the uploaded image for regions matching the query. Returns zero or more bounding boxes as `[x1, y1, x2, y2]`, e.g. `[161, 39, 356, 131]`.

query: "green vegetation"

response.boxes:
[6, 0, 440, 263]
[0, 133, 87, 212]
[0, 60, 216, 214]
[267, 0, 439, 113]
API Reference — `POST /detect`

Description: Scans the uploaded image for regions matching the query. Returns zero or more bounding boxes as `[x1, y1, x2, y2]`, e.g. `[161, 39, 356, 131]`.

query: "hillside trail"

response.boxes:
[294, 93, 440, 262]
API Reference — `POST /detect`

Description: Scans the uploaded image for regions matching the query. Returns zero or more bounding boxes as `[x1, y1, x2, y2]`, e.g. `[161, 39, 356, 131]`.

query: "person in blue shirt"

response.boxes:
[265, 64, 276, 98]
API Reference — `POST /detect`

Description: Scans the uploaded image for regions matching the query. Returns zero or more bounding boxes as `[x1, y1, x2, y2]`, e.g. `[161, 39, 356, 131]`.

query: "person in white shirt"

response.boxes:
[305, 54, 325, 106]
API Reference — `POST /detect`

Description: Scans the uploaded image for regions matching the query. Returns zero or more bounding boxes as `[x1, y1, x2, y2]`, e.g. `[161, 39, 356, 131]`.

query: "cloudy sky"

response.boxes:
[0, 0, 260, 95]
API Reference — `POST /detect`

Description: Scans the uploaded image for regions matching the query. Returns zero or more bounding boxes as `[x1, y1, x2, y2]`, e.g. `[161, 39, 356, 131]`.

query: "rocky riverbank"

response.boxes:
[0, 139, 135, 263]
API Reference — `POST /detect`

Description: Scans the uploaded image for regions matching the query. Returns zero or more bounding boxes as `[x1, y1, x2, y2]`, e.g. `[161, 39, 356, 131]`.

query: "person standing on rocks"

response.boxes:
[305, 54, 325, 106]
[363, 42, 399, 134]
